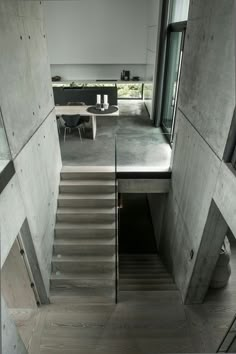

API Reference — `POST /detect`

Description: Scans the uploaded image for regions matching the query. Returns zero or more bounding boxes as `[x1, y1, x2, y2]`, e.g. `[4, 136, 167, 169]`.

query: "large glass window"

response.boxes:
[117, 83, 143, 99]
[170, 0, 190, 23]
[161, 22, 186, 142]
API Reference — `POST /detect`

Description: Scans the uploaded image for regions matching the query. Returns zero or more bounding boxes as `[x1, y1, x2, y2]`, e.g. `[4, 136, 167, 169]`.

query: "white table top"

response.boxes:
[55, 105, 119, 116]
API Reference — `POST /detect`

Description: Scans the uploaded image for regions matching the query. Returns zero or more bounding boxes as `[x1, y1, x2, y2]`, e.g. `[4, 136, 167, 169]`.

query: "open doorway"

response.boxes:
[118, 193, 176, 293]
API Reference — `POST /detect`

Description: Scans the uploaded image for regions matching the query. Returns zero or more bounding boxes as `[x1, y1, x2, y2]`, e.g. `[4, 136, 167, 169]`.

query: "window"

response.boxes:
[161, 21, 186, 142]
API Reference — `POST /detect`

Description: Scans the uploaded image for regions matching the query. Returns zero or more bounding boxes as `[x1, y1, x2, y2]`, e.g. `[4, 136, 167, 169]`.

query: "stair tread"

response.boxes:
[56, 222, 115, 229]
[60, 180, 115, 186]
[57, 207, 116, 214]
[50, 293, 115, 304]
[59, 193, 115, 200]
[120, 286, 177, 291]
[120, 278, 174, 283]
[62, 166, 115, 173]
[54, 238, 115, 245]
[52, 255, 115, 262]
[51, 272, 115, 280]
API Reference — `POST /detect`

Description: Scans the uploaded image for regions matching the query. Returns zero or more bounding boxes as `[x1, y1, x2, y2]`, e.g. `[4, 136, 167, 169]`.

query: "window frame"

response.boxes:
[160, 21, 187, 144]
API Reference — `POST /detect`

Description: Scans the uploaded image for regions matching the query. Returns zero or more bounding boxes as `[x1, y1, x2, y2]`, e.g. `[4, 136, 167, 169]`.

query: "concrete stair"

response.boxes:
[50, 166, 116, 303]
[119, 254, 177, 291]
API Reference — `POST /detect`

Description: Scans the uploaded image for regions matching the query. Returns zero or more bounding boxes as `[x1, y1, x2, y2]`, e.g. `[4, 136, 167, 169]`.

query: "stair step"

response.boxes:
[119, 278, 174, 285]
[119, 284, 177, 291]
[119, 265, 168, 270]
[61, 165, 115, 175]
[120, 254, 161, 258]
[58, 193, 116, 208]
[50, 287, 115, 297]
[54, 238, 115, 245]
[56, 207, 116, 223]
[50, 294, 115, 304]
[51, 275, 115, 290]
[61, 171, 115, 181]
[59, 180, 115, 194]
[53, 240, 115, 256]
[51, 272, 115, 280]
[120, 258, 165, 263]
[119, 262, 163, 266]
[52, 255, 115, 273]
[55, 222, 115, 239]
[120, 273, 173, 279]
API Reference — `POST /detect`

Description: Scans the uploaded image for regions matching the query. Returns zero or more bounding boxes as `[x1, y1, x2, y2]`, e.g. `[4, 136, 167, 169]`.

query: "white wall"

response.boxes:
[50, 64, 146, 81]
[43, 0, 147, 65]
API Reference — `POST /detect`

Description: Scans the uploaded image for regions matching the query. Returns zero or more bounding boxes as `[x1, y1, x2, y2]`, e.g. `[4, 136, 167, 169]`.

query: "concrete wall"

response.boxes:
[0, 0, 61, 295]
[0, 0, 62, 349]
[158, 0, 235, 303]
[1, 297, 27, 354]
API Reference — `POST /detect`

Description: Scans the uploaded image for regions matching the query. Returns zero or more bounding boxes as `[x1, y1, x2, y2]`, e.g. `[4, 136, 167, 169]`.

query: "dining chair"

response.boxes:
[67, 102, 90, 133]
[61, 115, 83, 142]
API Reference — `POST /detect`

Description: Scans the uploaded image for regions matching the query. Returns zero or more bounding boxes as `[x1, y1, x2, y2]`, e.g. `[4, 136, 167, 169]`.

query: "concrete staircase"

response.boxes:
[119, 254, 177, 291]
[50, 167, 117, 303]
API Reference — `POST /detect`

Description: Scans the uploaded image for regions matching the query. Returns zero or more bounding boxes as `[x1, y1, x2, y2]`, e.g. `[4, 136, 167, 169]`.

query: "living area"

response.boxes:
[43, 0, 172, 172]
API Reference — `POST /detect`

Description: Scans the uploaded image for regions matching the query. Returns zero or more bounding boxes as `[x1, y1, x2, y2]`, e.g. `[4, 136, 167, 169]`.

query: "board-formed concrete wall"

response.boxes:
[0, 0, 61, 296]
[160, 0, 235, 303]
[0, 1, 62, 350]
[1, 297, 27, 354]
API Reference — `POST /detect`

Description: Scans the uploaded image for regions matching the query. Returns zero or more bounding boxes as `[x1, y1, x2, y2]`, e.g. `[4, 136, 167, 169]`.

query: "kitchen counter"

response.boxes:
[52, 80, 153, 87]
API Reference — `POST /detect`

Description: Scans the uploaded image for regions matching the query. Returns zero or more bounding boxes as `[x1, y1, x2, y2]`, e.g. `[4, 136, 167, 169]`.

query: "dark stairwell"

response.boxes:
[119, 194, 177, 292]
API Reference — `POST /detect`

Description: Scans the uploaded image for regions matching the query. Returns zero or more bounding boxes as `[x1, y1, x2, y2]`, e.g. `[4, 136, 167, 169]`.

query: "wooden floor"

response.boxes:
[12, 247, 236, 354]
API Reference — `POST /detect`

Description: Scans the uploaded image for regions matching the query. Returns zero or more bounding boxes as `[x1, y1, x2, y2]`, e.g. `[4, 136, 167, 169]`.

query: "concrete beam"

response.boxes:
[118, 179, 170, 193]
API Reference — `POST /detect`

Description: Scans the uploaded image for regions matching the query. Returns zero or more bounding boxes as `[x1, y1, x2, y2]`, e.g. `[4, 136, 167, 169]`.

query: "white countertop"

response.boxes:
[52, 80, 153, 86]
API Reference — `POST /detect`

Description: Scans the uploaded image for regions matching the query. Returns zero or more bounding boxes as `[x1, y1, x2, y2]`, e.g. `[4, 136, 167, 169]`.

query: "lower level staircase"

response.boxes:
[50, 166, 116, 303]
[119, 254, 177, 291]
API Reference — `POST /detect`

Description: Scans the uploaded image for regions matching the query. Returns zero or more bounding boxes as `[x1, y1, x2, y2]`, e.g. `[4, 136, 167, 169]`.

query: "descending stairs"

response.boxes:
[119, 254, 177, 291]
[50, 166, 117, 303]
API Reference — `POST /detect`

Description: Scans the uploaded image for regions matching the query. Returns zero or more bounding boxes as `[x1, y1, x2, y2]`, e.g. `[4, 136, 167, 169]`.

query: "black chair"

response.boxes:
[61, 115, 83, 142]
[67, 101, 90, 132]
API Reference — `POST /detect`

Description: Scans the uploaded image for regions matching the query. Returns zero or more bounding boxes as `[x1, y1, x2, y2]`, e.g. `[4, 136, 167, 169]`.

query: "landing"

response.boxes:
[59, 100, 171, 173]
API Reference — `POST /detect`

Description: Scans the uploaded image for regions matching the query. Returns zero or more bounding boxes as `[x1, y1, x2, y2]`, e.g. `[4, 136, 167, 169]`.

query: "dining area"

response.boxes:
[54, 86, 119, 141]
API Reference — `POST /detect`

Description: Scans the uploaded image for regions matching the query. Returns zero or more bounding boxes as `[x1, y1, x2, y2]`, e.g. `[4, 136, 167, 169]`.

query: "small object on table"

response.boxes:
[103, 95, 109, 110]
[96, 94, 101, 110]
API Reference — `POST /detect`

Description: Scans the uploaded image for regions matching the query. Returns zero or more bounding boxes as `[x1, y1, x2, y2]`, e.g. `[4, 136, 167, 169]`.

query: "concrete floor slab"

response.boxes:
[60, 101, 171, 172]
